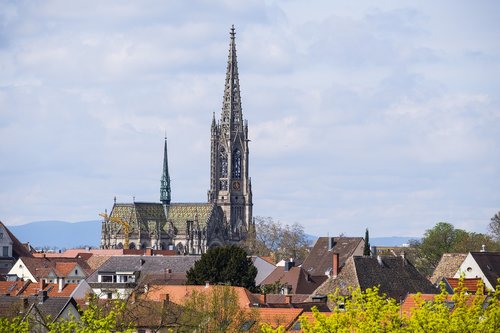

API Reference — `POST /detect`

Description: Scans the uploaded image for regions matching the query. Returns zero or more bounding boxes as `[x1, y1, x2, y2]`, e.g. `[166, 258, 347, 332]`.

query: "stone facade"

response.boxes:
[100, 26, 252, 254]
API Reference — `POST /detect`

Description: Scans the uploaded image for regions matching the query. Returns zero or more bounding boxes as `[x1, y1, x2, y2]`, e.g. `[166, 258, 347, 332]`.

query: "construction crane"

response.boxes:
[99, 212, 130, 249]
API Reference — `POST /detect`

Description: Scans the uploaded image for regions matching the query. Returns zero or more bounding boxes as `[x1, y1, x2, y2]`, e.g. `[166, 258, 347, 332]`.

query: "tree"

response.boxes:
[409, 222, 499, 276]
[363, 228, 371, 256]
[488, 211, 500, 242]
[186, 245, 257, 290]
[245, 217, 310, 262]
[261, 278, 500, 333]
[178, 286, 260, 333]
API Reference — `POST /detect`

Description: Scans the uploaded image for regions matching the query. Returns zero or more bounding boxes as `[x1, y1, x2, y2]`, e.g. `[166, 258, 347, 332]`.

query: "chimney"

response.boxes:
[377, 255, 383, 267]
[262, 293, 267, 305]
[371, 246, 377, 257]
[285, 295, 292, 305]
[328, 237, 334, 250]
[38, 290, 48, 304]
[58, 277, 65, 292]
[205, 281, 210, 288]
[146, 248, 153, 256]
[332, 252, 339, 278]
[39, 279, 46, 291]
[481, 245, 486, 252]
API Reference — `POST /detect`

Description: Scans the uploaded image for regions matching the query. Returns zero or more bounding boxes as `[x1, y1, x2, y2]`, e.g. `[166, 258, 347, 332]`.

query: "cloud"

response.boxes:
[0, 0, 499, 243]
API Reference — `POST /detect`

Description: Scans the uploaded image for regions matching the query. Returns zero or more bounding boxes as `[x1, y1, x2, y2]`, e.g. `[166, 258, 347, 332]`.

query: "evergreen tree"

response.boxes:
[186, 245, 257, 290]
[363, 228, 371, 256]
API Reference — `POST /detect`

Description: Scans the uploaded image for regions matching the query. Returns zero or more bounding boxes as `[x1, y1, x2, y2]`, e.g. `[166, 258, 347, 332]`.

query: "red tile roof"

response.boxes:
[142, 285, 260, 309]
[445, 278, 484, 293]
[401, 293, 487, 317]
[256, 307, 303, 330]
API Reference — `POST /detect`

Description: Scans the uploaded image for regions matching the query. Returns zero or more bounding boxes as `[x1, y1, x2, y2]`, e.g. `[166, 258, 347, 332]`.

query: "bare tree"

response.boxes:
[488, 211, 500, 242]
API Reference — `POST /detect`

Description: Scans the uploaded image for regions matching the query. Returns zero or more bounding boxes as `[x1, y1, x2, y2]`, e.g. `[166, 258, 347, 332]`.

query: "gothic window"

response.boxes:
[232, 149, 241, 178]
[219, 149, 228, 178]
[220, 179, 228, 190]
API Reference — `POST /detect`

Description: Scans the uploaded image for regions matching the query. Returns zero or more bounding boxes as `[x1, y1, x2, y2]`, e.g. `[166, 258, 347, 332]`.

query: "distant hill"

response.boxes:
[7, 220, 417, 250]
[8, 220, 101, 250]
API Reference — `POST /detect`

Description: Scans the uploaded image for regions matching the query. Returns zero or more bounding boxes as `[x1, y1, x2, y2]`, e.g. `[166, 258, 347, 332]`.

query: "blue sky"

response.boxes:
[1, 0, 499, 238]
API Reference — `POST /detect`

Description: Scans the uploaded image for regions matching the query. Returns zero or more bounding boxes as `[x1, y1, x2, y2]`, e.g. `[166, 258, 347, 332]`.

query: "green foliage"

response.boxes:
[0, 317, 29, 333]
[261, 278, 500, 333]
[47, 295, 134, 333]
[186, 245, 257, 290]
[363, 228, 371, 256]
[410, 222, 499, 276]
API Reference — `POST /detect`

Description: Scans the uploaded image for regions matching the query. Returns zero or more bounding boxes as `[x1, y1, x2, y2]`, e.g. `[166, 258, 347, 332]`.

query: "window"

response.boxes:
[0, 232, 3, 239]
[2, 246, 8, 257]
[74, 269, 78, 275]
[101, 275, 113, 283]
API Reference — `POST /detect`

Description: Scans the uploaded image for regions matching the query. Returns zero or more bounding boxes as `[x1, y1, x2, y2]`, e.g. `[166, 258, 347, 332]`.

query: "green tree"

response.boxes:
[0, 317, 29, 333]
[47, 295, 134, 333]
[409, 222, 499, 276]
[186, 245, 257, 290]
[363, 228, 371, 256]
[261, 278, 500, 333]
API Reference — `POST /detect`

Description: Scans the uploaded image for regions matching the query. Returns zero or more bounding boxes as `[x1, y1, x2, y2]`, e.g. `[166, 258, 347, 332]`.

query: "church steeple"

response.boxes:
[160, 137, 171, 205]
[208, 25, 253, 241]
[221, 24, 243, 136]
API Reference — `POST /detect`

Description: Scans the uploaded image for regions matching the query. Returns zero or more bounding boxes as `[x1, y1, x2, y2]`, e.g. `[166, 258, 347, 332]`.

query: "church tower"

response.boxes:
[208, 25, 253, 241]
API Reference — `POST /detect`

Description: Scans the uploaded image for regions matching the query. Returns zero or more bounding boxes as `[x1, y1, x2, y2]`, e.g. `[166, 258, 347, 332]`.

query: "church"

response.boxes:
[100, 26, 253, 254]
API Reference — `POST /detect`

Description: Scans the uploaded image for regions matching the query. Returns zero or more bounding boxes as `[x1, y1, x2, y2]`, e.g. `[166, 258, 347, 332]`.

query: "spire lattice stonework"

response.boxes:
[160, 137, 171, 205]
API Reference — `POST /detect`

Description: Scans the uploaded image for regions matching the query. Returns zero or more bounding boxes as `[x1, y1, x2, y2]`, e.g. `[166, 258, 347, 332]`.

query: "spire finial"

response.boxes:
[160, 137, 172, 205]
[230, 25, 235, 39]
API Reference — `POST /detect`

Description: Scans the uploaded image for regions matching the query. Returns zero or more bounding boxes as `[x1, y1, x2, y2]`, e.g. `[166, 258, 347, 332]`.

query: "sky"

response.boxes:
[1, 0, 499, 238]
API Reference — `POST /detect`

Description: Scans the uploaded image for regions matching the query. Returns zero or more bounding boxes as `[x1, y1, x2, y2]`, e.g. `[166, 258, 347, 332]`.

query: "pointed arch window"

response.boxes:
[232, 149, 241, 178]
[220, 148, 228, 178]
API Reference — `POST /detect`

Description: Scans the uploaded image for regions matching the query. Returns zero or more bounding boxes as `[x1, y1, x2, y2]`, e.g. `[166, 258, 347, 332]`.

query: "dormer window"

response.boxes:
[75, 269, 78, 275]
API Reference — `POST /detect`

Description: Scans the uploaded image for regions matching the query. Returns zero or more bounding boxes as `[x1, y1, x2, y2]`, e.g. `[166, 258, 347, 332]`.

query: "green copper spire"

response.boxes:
[160, 137, 171, 205]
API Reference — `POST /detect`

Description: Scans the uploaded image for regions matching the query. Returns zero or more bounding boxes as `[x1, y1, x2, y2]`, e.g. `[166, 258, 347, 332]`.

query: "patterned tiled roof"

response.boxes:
[109, 202, 220, 235]
[167, 203, 218, 233]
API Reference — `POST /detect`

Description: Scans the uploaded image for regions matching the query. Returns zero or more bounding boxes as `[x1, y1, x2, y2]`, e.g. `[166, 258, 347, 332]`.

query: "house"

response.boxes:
[251, 256, 276, 286]
[8, 256, 92, 285]
[301, 237, 364, 278]
[312, 255, 438, 302]
[429, 253, 467, 285]
[260, 260, 327, 295]
[86, 255, 200, 299]
[0, 221, 33, 275]
[454, 252, 500, 291]
[0, 292, 80, 333]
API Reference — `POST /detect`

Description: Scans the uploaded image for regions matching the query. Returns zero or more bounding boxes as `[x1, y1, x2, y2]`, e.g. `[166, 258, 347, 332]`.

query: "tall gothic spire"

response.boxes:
[221, 24, 243, 136]
[160, 137, 171, 205]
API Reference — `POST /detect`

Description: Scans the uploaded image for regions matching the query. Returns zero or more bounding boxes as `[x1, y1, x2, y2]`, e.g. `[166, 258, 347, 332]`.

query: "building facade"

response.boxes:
[100, 26, 253, 254]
